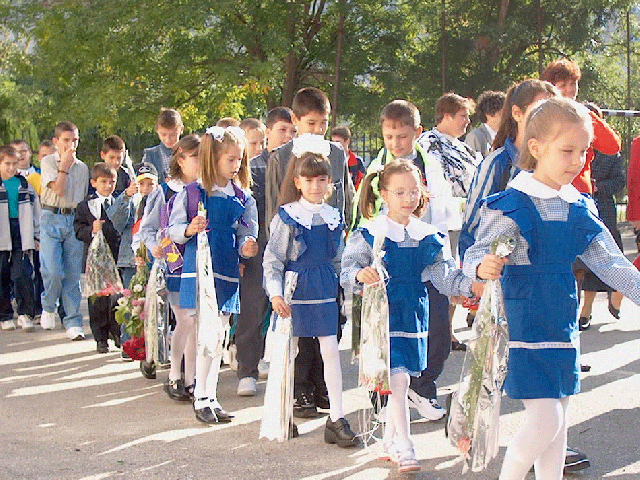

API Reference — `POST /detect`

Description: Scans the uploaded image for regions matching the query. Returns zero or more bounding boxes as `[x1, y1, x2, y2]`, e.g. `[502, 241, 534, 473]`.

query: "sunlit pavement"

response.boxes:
[1, 229, 638, 479]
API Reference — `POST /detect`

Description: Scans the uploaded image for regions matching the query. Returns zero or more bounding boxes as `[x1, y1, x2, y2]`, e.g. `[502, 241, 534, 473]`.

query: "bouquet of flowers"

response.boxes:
[83, 230, 123, 297]
[115, 259, 150, 341]
[447, 236, 514, 473]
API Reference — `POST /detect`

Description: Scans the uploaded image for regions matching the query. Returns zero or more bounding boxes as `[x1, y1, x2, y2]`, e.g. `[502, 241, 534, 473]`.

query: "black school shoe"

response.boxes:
[324, 417, 359, 448]
[314, 392, 330, 410]
[96, 340, 109, 354]
[139, 360, 156, 379]
[194, 400, 232, 424]
[579, 315, 591, 331]
[293, 392, 318, 418]
[564, 448, 590, 473]
[164, 379, 191, 402]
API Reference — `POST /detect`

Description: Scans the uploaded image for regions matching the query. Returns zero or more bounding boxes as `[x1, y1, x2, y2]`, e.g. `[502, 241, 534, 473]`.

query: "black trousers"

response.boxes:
[0, 219, 36, 320]
[88, 294, 119, 342]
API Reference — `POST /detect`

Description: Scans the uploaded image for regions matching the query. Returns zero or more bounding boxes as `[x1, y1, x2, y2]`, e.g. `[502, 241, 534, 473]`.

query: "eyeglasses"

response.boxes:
[385, 189, 421, 200]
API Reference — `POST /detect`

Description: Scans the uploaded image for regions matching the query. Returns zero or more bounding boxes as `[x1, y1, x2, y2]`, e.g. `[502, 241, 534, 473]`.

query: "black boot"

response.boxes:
[324, 417, 359, 448]
[139, 360, 156, 379]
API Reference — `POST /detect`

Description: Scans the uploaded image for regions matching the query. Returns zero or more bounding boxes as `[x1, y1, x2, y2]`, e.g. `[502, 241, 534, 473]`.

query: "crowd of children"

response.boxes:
[2, 56, 640, 479]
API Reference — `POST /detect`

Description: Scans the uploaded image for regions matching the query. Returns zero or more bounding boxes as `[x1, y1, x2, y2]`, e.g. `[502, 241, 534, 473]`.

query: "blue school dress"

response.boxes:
[487, 189, 602, 399]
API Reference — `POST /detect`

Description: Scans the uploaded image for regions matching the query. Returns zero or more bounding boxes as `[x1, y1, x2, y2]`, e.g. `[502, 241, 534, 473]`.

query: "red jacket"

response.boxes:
[628, 135, 640, 222]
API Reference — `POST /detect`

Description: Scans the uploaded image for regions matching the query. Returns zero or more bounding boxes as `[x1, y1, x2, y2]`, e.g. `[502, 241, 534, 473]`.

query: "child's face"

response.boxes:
[381, 120, 421, 159]
[53, 130, 80, 156]
[244, 128, 265, 160]
[100, 148, 124, 169]
[0, 155, 18, 180]
[138, 178, 157, 196]
[177, 148, 200, 183]
[266, 120, 295, 150]
[294, 174, 330, 204]
[380, 171, 421, 224]
[91, 175, 116, 197]
[38, 145, 56, 161]
[293, 111, 329, 136]
[14, 142, 32, 169]
[529, 122, 590, 190]
[443, 108, 471, 138]
[554, 79, 579, 100]
[157, 125, 183, 149]
[216, 144, 243, 185]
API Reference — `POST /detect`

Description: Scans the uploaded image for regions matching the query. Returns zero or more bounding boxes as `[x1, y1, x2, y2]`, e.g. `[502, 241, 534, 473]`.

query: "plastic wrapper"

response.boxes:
[143, 259, 167, 365]
[83, 230, 123, 297]
[447, 236, 514, 473]
[260, 270, 298, 442]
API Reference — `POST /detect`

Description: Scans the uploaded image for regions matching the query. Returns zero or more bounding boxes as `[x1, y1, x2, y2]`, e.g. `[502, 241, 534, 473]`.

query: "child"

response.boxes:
[0, 145, 39, 332]
[168, 127, 258, 423]
[341, 160, 475, 472]
[263, 147, 358, 448]
[463, 98, 640, 479]
[464, 90, 506, 158]
[138, 135, 201, 387]
[330, 125, 365, 190]
[98, 135, 131, 197]
[74, 163, 125, 353]
[239, 117, 266, 160]
[142, 108, 183, 184]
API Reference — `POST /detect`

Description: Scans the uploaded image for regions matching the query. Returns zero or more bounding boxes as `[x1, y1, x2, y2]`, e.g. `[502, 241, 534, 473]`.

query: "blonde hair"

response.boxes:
[519, 97, 593, 171]
[359, 160, 428, 219]
[277, 152, 332, 207]
[200, 129, 250, 192]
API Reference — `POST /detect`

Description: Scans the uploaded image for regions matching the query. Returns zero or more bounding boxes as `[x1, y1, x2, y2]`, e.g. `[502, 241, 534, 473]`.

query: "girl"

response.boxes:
[262, 148, 358, 448]
[341, 160, 475, 472]
[464, 98, 640, 479]
[168, 126, 258, 424]
[138, 134, 201, 390]
[459, 78, 558, 260]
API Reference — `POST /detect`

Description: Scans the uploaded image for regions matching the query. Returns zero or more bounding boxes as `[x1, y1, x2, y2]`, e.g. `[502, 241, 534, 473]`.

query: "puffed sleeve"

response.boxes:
[340, 229, 373, 294]
[262, 213, 293, 299]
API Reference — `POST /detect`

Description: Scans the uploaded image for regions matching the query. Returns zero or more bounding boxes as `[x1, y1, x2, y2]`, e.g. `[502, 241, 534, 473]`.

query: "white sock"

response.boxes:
[385, 372, 411, 452]
[194, 313, 229, 402]
[318, 335, 344, 422]
[168, 305, 196, 382]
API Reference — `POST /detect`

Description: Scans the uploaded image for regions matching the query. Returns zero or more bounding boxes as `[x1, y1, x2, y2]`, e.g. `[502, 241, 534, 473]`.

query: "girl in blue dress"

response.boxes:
[464, 98, 640, 479]
[263, 148, 358, 448]
[341, 160, 475, 473]
[169, 126, 258, 424]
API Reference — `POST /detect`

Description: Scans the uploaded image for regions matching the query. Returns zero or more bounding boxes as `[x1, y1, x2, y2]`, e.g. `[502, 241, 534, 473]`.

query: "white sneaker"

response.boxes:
[17, 315, 35, 332]
[407, 390, 445, 420]
[66, 326, 85, 341]
[2, 320, 16, 331]
[237, 376, 257, 396]
[40, 311, 56, 330]
[258, 359, 269, 379]
[228, 344, 238, 371]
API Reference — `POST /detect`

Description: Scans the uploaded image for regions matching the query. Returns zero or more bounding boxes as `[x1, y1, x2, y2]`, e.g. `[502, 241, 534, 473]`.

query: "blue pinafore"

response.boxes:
[279, 208, 342, 338]
[487, 189, 603, 399]
[362, 228, 445, 376]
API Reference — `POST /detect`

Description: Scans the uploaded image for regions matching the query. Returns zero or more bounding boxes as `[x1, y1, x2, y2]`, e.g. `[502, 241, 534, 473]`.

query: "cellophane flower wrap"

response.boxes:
[358, 231, 391, 395]
[260, 270, 298, 442]
[143, 259, 167, 364]
[83, 230, 123, 297]
[447, 236, 514, 473]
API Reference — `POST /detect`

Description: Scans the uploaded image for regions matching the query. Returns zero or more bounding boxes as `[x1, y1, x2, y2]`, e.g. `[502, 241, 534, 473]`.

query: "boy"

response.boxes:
[98, 135, 131, 197]
[142, 108, 183, 184]
[464, 90, 506, 158]
[73, 163, 124, 353]
[236, 107, 295, 396]
[0, 145, 39, 332]
[264, 87, 354, 419]
[239, 118, 266, 160]
[330, 125, 365, 190]
[39, 121, 89, 339]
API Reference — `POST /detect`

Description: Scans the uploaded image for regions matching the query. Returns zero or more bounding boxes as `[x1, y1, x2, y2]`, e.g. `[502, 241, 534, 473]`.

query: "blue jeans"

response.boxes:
[39, 210, 84, 329]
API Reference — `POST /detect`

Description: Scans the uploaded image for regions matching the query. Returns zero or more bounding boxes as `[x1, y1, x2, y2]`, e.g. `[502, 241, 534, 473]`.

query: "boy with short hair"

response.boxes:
[465, 90, 506, 158]
[74, 163, 124, 353]
[330, 125, 365, 190]
[38, 140, 56, 163]
[240, 118, 267, 161]
[0, 145, 40, 331]
[142, 108, 183, 184]
[99, 135, 131, 197]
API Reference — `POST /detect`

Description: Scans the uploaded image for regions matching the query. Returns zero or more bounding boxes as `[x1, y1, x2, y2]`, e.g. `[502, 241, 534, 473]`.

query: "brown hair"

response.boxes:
[292, 87, 331, 119]
[168, 134, 201, 182]
[493, 79, 559, 150]
[216, 117, 240, 128]
[39, 139, 54, 149]
[519, 97, 593, 171]
[435, 93, 475, 125]
[91, 162, 117, 181]
[101, 135, 125, 154]
[541, 59, 582, 84]
[359, 160, 428, 220]
[380, 100, 421, 129]
[330, 125, 351, 141]
[277, 152, 332, 207]
[266, 107, 293, 129]
[156, 108, 183, 129]
[0, 145, 17, 162]
[54, 121, 78, 138]
[200, 128, 250, 192]
[239, 118, 266, 134]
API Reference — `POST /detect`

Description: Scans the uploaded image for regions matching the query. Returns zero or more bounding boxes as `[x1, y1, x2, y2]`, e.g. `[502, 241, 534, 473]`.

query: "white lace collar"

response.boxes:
[362, 214, 439, 242]
[166, 178, 185, 192]
[282, 199, 341, 230]
[509, 171, 582, 204]
[210, 179, 236, 196]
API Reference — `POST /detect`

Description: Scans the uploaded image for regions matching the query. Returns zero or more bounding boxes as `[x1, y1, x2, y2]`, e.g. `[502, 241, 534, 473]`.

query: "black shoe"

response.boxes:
[211, 407, 233, 423]
[324, 417, 359, 448]
[164, 379, 191, 401]
[139, 360, 156, 379]
[194, 406, 219, 424]
[293, 392, 318, 418]
[314, 392, 330, 410]
[184, 384, 195, 401]
[579, 316, 591, 331]
[564, 448, 590, 473]
[451, 340, 467, 351]
[96, 340, 109, 354]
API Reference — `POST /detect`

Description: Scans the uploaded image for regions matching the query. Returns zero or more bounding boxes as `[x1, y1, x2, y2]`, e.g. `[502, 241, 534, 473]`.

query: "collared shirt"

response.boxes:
[40, 153, 89, 208]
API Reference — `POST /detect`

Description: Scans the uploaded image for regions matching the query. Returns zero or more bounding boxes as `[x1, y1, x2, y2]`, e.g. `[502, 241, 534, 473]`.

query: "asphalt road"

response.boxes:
[1, 229, 639, 480]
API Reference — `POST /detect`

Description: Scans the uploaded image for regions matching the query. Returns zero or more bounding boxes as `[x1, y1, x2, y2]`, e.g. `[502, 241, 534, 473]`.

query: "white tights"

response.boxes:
[499, 397, 570, 480]
[383, 372, 412, 452]
[316, 335, 344, 422]
[194, 313, 231, 406]
[168, 305, 196, 386]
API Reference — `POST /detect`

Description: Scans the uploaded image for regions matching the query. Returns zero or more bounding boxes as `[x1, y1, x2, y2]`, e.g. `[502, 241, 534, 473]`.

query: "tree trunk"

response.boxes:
[331, 5, 345, 128]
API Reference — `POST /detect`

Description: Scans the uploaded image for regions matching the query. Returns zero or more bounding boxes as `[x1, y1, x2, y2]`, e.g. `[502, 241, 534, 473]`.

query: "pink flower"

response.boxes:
[122, 289, 132, 296]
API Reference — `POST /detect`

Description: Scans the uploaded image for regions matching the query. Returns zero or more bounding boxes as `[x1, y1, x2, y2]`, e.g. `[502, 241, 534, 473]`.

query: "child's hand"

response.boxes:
[271, 296, 291, 318]
[471, 281, 485, 298]
[151, 246, 164, 259]
[241, 238, 258, 258]
[356, 266, 381, 285]
[185, 216, 207, 237]
[449, 296, 465, 304]
[125, 181, 138, 197]
[476, 254, 507, 280]
[59, 144, 76, 171]
[92, 219, 104, 234]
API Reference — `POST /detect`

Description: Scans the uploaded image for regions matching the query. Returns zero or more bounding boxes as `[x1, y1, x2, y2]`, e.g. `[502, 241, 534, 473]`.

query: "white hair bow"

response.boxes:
[291, 134, 331, 158]
[205, 125, 245, 142]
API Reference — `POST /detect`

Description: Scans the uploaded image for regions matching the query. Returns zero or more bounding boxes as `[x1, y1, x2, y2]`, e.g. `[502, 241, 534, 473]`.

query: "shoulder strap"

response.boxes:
[231, 182, 247, 205]
[184, 182, 203, 221]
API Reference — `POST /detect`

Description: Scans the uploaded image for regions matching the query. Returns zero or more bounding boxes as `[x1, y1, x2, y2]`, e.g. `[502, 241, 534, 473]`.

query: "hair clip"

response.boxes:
[291, 134, 331, 158]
